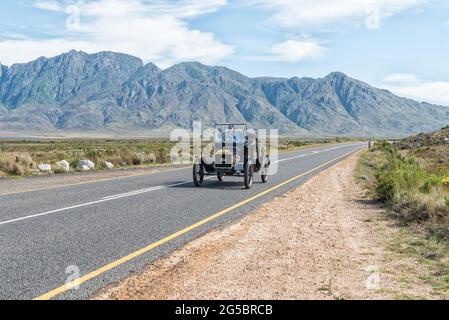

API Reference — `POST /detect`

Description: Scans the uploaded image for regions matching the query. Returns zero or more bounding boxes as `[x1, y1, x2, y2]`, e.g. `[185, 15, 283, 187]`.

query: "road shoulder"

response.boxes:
[93, 152, 431, 300]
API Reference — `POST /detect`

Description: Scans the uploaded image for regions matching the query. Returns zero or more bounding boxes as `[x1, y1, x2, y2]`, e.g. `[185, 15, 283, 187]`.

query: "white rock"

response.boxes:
[103, 161, 114, 169]
[38, 163, 52, 172]
[55, 160, 70, 172]
[77, 160, 95, 171]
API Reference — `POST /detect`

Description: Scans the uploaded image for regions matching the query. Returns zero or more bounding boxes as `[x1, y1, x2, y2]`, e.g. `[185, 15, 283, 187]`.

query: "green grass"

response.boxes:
[357, 140, 449, 298]
[358, 141, 449, 238]
[384, 229, 449, 299]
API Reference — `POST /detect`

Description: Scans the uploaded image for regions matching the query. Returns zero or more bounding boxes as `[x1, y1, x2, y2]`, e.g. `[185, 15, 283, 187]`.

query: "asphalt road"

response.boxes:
[0, 142, 364, 300]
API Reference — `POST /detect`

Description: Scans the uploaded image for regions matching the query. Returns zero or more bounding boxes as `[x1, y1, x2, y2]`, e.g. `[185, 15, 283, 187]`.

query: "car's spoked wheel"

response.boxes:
[193, 160, 204, 187]
[217, 172, 224, 182]
[244, 162, 253, 189]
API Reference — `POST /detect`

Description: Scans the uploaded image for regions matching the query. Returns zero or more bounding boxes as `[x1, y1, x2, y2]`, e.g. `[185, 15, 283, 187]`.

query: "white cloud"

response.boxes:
[266, 40, 327, 62]
[383, 75, 449, 105]
[247, 39, 327, 62]
[246, 0, 428, 28]
[32, 0, 64, 12]
[0, 0, 232, 67]
[0, 39, 99, 66]
[383, 73, 420, 83]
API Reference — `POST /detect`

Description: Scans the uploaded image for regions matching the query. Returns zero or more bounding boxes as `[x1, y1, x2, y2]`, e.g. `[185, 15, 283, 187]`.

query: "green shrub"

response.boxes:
[376, 173, 396, 202]
[373, 141, 442, 204]
[360, 140, 449, 240]
[70, 159, 80, 169]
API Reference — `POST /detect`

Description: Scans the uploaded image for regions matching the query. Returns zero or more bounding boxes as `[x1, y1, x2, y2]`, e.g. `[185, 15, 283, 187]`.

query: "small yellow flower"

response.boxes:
[441, 177, 449, 185]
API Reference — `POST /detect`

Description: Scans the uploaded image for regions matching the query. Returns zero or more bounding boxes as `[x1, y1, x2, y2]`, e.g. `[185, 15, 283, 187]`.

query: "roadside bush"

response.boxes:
[132, 153, 145, 165]
[155, 148, 170, 163]
[15, 154, 35, 169]
[442, 177, 449, 191]
[361, 141, 449, 240]
[374, 141, 441, 204]
[0, 153, 34, 176]
[376, 172, 397, 202]
[11, 163, 25, 176]
[427, 224, 449, 241]
[84, 148, 102, 162]
[0, 157, 14, 174]
[390, 200, 430, 223]
[70, 159, 80, 169]
[147, 153, 157, 164]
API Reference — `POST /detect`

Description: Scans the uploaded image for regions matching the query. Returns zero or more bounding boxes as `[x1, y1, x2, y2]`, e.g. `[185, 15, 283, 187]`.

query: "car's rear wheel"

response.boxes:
[244, 162, 253, 189]
[217, 172, 224, 182]
[193, 160, 204, 187]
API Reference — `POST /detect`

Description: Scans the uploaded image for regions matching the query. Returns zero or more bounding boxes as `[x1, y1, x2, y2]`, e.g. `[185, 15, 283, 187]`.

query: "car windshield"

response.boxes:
[215, 125, 246, 144]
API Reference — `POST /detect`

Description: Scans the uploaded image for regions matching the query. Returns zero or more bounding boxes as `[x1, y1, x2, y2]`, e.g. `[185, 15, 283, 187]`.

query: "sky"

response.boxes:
[1, 0, 449, 105]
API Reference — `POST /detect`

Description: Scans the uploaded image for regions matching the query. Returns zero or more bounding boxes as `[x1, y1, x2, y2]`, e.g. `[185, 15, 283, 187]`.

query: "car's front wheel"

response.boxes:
[244, 162, 253, 189]
[193, 160, 204, 187]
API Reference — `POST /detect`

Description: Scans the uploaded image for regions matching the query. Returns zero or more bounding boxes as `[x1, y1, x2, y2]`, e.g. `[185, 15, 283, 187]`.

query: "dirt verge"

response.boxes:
[93, 152, 436, 300]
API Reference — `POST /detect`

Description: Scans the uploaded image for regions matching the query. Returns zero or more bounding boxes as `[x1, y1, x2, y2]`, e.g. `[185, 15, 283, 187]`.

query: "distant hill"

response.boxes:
[1, 50, 448, 136]
[397, 126, 449, 149]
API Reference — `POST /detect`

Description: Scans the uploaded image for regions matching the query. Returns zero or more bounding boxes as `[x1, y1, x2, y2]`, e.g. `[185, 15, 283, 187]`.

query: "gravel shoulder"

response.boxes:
[93, 152, 434, 300]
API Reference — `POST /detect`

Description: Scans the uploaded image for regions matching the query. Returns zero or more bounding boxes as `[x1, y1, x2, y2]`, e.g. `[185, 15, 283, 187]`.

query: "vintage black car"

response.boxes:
[193, 124, 271, 189]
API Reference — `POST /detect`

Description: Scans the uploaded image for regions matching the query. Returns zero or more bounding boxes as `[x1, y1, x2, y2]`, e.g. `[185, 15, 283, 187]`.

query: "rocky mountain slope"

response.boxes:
[1, 50, 448, 136]
[397, 125, 449, 149]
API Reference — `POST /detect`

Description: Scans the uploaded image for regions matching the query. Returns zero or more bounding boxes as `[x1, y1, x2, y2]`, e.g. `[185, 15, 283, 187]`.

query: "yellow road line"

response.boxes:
[33, 147, 361, 300]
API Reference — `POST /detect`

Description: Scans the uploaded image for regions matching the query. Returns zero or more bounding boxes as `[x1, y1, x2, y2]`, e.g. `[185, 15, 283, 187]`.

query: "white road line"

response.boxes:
[0, 144, 361, 227]
[102, 177, 217, 200]
[102, 181, 190, 200]
[0, 198, 112, 227]
[276, 144, 355, 163]
[276, 154, 308, 163]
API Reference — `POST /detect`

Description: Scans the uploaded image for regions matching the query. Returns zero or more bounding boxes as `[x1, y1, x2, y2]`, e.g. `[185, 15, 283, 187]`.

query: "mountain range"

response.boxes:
[1, 50, 448, 137]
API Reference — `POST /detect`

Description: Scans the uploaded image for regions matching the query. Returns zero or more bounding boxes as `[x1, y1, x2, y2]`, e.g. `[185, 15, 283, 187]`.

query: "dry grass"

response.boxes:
[0, 137, 349, 177]
[403, 145, 449, 175]
[0, 139, 175, 177]
[357, 141, 449, 241]
[0, 153, 36, 176]
[357, 141, 449, 298]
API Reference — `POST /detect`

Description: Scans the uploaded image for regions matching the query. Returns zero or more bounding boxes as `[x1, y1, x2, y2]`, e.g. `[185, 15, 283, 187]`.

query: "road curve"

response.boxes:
[0, 142, 364, 300]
